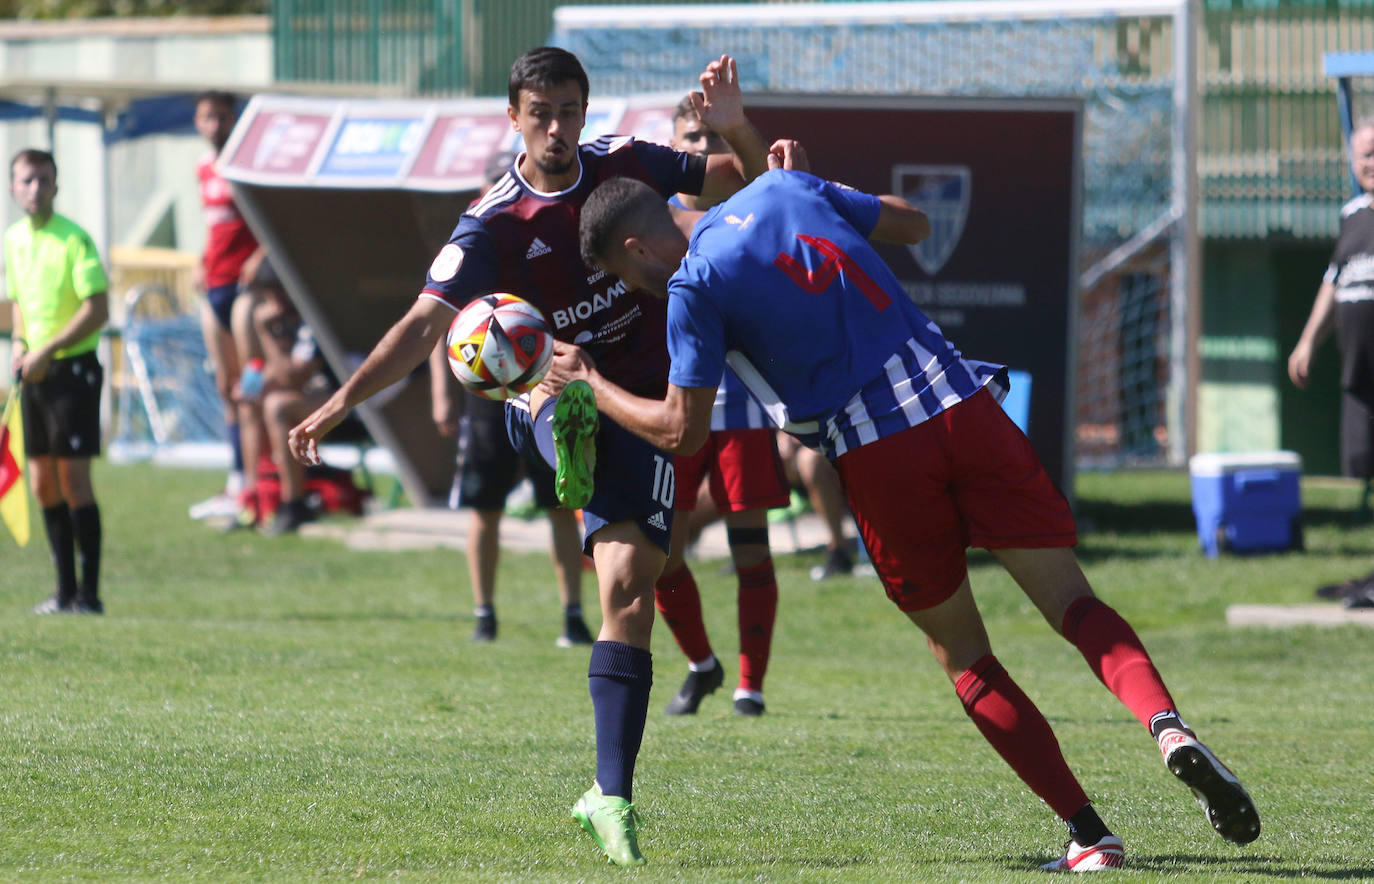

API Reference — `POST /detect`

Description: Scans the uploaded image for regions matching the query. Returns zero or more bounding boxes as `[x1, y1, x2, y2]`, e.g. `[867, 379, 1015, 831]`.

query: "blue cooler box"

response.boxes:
[1189, 451, 1302, 557]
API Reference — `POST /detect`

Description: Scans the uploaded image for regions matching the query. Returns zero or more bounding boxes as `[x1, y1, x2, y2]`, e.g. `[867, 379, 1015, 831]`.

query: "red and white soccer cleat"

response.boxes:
[1158, 727, 1261, 844]
[1040, 835, 1126, 872]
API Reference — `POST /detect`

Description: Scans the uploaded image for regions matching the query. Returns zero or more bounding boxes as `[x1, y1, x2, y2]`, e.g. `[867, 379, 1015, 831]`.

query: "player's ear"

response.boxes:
[622, 235, 647, 259]
[507, 103, 520, 131]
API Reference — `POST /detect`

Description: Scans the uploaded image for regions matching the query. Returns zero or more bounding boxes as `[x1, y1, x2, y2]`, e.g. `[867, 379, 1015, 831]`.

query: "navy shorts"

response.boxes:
[452, 394, 558, 511]
[506, 398, 675, 556]
[21, 351, 103, 458]
[205, 282, 241, 331]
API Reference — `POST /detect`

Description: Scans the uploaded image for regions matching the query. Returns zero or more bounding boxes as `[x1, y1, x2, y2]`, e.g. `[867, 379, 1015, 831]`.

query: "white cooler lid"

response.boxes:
[1189, 450, 1303, 476]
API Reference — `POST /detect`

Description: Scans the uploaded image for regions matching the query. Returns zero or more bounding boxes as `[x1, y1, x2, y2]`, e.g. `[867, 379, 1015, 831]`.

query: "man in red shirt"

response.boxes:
[190, 90, 263, 521]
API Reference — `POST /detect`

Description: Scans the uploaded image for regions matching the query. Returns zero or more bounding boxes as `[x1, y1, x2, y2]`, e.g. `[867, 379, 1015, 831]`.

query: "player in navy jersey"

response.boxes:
[289, 46, 775, 868]
[427, 149, 593, 646]
[653, 96, 791, 718]
[555, 169, 1262, 871]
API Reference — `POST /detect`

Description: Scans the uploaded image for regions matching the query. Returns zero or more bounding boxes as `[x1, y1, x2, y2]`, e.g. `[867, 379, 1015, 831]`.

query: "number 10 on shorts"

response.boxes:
[651, 454, 676, 509]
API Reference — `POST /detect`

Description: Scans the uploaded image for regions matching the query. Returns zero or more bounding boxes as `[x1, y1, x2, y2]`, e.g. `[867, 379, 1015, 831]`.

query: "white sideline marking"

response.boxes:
[1227, 604, 1374, 628]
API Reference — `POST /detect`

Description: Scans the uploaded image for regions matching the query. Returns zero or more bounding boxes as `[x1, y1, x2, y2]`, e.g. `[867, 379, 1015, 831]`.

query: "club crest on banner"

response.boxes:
[892, 165, 971, 276]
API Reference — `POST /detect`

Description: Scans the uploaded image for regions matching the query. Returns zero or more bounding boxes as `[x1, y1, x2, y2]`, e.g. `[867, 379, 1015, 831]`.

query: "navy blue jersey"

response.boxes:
[667, 170, 1005, 457]
[421, 136, 706, 396]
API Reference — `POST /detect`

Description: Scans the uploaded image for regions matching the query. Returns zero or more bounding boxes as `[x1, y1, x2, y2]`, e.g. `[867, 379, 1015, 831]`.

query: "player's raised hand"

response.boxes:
[768, 138, 809, 172]
[691, 55, 746, 135]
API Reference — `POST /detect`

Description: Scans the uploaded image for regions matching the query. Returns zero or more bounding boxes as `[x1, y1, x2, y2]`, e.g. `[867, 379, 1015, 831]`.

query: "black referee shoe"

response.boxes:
[74, 597, 103, 615]
[664, 663, 724, 715]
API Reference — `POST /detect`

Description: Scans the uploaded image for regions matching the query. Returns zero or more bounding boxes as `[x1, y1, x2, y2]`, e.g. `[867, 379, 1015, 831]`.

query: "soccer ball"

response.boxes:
[446, 293, 554, 400]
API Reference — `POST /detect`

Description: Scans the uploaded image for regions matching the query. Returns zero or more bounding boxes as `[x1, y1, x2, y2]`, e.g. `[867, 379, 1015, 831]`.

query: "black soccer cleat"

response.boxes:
[557, 615, 595, 647]
[809, 546, 853, 582]
[1159, 727, 1261, 845]
[664, 663, 724, 715]
[262, 499, 317, 537]
[1315, 569, 1374, 600]
[733, 696, 765, 717]
[472, 612, 497, 642]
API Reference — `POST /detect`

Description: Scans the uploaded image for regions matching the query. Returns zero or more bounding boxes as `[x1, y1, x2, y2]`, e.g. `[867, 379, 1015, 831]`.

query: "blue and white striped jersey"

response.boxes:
[666, 170, 1006, 458]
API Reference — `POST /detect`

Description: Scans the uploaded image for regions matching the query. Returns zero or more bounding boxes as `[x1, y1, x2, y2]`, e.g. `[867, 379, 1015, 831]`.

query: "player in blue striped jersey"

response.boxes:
[558, 168, 1261, 870]
[290, 47, 773, 868]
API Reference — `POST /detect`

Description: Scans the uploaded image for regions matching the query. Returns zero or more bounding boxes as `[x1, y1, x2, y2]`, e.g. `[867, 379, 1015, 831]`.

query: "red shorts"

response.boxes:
[675, 428, 789, 513]
[833, 389, 1076, 612]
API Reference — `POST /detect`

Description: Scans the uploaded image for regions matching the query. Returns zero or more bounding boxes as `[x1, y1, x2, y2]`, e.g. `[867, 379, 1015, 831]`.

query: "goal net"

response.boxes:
[553, 0, 1195, 468]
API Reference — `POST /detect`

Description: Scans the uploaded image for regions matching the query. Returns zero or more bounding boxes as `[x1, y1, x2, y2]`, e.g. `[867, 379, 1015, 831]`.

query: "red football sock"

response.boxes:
[654, 564, 713, 664]
[735, 558, 778, 693]
[955, 655, 1090, 820]
[1062, 597, 1176, 729]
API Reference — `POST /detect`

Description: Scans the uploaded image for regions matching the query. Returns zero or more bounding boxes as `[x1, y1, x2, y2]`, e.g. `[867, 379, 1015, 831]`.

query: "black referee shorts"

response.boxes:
[21, 351, 103, 459]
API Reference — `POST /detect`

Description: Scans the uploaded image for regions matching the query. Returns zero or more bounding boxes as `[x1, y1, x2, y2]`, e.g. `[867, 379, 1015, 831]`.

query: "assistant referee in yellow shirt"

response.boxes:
[5, 148, 109, 614]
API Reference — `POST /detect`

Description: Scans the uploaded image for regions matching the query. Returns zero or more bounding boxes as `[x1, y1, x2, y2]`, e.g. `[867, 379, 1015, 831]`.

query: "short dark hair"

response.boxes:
[11, 148, 56, 179]
[579, 177, 673, 268]
[672, 94, 699, 125]
[195, 90, 238, 111]
[508, 46, 589, 108]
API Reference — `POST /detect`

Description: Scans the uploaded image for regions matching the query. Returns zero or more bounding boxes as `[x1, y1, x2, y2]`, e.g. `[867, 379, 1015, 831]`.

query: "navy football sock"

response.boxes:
[227, 422, 244, 474]
[533, 396, 558, 470]
[588, 640, 653, 802]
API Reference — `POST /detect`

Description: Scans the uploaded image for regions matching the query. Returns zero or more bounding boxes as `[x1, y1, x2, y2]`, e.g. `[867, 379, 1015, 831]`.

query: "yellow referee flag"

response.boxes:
[0, 387, 29, 547]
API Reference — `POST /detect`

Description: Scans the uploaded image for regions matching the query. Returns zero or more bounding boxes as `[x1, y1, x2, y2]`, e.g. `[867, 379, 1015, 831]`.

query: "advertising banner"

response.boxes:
[745, 97, 1082, 493]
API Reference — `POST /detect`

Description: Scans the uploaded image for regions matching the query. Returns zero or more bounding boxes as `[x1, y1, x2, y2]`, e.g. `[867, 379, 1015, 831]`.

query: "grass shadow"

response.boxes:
[1128, 853, 1374, 879]
[1005, 851, 1373, 878]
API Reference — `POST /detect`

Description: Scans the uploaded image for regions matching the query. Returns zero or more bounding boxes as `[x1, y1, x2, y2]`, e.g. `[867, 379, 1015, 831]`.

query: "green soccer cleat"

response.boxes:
[552, 380, 598, 510]
[571, 782, 646, 867]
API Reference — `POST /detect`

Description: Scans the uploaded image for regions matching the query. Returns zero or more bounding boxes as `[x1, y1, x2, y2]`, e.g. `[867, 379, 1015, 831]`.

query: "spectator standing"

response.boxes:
[1289, 116, 1374, 601]
[189, 90, 263, 520]
[1288, 117, 1374, 477]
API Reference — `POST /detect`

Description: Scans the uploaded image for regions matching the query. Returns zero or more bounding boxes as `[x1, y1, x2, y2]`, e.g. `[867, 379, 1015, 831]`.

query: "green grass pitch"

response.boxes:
[1, 462, 1372, 881]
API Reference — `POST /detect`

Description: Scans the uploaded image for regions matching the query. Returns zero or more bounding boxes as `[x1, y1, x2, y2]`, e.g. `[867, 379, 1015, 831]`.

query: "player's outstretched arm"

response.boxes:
[871, 194, 932, 245]
[545, 341, 715, 454]
[288, 297, 451, 465]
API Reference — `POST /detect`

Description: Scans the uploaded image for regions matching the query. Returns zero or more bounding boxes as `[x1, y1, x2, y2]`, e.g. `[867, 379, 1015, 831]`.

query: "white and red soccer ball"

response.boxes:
[446, 293, 554, 400]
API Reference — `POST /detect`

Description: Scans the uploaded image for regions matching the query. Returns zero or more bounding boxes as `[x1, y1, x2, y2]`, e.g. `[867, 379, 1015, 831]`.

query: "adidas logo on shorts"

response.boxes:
[646, 511, 667, 531]
[526, 237, 551, 259]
